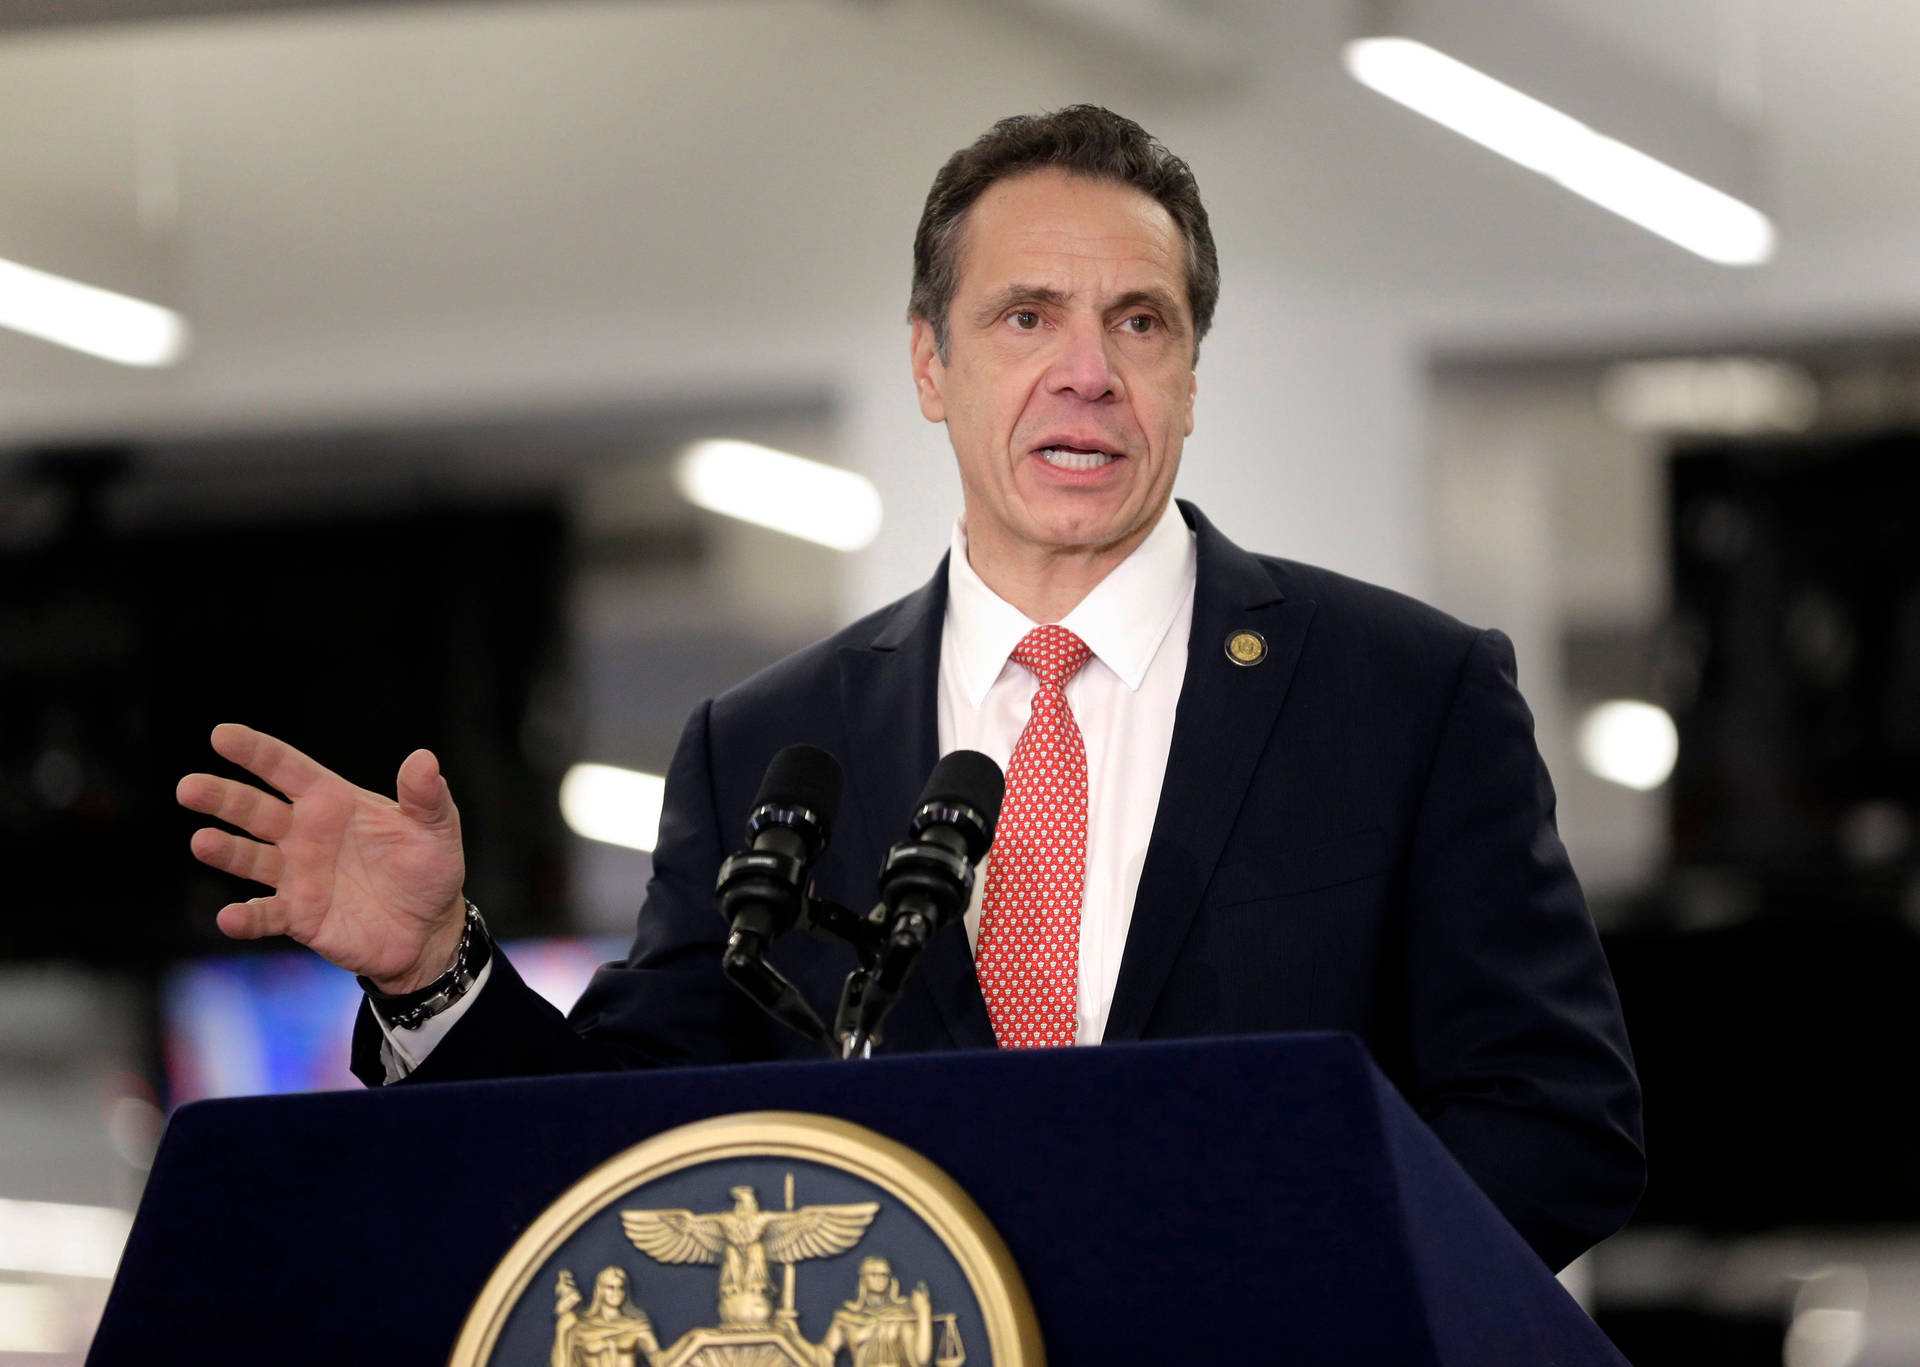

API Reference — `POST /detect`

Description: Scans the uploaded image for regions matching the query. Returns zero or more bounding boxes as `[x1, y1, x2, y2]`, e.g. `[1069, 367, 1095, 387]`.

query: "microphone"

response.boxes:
[839, 749, 1004, 1056]
[716, 744, 842, 1046]
[878, 749, 1004, 943]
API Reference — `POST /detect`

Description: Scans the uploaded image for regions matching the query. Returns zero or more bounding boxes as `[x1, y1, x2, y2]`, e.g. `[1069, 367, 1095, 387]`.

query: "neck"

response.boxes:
[965, 513, 1160, 623]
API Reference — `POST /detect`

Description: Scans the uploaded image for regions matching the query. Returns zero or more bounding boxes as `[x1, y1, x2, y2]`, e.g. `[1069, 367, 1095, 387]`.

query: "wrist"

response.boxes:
[367, 895, 468, 995]
[360, 902, 492, 1028]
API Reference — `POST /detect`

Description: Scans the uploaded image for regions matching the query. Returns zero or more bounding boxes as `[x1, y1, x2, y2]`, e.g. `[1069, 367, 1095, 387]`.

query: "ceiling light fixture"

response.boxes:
[0, 255, 190, 367]
[1577, 700, 1679, 791]
[1346, 37, 1774, 266]
[0, 1197, 133, 1279]
[0, 1284, 71, 1356]
[1598, 356, 1818, 434]
[560, 763, 666, 853]
[675, 439, 882, 552]
[1346, 0, 1775, 267]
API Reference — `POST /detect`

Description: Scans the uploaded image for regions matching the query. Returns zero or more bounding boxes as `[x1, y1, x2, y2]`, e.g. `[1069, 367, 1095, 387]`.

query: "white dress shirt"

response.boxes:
[938, 498, 1196, 1045]
[378, 499, 1196, 1073]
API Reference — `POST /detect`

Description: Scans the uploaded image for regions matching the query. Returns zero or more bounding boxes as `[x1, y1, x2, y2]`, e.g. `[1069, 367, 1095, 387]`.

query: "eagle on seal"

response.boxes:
[621, 1185, 879, 1329]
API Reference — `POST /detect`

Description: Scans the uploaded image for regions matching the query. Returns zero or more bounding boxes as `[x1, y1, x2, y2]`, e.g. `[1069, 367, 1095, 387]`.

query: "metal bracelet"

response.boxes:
[359, 901, 492, 1031]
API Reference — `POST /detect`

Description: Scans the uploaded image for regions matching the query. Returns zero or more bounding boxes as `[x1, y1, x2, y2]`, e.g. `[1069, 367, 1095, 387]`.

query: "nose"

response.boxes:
[1045, 315, 1123, 403]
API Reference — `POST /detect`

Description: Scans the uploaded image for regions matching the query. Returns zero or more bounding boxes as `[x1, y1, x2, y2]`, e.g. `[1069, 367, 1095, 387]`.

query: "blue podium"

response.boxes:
[89, 1033, 1623, 1364]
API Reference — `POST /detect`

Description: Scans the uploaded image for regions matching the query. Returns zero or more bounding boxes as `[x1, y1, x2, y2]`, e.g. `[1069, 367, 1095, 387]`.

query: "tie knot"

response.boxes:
[1011, 625, 1092, 688]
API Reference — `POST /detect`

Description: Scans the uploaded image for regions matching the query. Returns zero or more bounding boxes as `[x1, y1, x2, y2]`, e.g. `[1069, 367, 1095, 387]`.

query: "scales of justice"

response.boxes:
[549, 1173, 966, 1367]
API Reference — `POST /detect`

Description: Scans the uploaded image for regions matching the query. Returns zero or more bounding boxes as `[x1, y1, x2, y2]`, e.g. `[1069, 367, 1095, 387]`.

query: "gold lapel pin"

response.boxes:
[1224, 629, 1268, 667]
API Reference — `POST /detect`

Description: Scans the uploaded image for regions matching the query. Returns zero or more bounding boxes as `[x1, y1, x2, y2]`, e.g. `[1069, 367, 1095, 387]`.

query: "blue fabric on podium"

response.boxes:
[91, 1033, 1623, 1365]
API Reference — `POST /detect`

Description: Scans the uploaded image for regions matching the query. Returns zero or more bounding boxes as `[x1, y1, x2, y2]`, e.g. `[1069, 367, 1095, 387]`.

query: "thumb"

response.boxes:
[396, 748, 455, 826]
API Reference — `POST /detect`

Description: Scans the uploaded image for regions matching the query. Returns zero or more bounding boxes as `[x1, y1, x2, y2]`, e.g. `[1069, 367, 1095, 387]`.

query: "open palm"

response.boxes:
[177, 723, 469, 992]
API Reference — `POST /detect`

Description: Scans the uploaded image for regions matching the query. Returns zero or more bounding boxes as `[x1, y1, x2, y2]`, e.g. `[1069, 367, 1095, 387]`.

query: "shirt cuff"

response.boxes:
[372, 955, 495, 1083]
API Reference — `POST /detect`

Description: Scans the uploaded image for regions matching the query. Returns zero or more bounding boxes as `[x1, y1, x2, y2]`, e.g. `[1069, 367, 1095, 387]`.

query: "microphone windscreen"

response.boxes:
[917, 749, 1006, 833]
[753, 744, 844, 823]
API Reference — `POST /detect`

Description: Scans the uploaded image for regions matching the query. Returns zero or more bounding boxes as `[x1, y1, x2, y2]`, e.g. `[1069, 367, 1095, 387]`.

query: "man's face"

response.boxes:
[912, 168, 1197, 567]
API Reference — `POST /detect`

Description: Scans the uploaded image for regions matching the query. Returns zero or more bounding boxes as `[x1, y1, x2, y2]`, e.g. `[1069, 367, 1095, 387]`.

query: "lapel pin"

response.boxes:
[1225, 629, 1268, 667]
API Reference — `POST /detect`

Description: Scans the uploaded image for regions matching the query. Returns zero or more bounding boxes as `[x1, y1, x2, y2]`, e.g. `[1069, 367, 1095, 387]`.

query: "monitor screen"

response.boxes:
[160, 935, 627, 1105]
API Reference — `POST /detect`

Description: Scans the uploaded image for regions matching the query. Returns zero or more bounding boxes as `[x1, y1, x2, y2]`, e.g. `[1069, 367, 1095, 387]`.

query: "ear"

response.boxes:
[909, 317, 947, 424]
[1183, 369, 1197, 437]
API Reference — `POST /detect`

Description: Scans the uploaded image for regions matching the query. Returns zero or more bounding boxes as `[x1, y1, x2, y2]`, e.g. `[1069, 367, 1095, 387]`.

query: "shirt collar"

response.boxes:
[944, 499, 1197, 707]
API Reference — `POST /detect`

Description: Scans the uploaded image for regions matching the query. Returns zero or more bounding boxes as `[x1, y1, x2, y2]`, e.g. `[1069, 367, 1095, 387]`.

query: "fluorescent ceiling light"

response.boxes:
[1598, 356, 1817, 435]
[1344, 37, 1774, 266]
[0, 1283, 72, 1355]
[1786, 1266, 1869, 1367]
[675, 439, 882, 552]
[0, 1197, 133, 1279]
[0, 255, 190, 367]
[1577, 700, 1679, 791]
[1785, 1307, 1865, 1367]
[560, 763, 666, 853]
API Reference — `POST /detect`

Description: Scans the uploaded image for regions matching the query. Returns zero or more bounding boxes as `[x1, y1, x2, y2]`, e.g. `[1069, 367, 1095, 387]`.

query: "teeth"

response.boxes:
[1039, 447, 1116, 471]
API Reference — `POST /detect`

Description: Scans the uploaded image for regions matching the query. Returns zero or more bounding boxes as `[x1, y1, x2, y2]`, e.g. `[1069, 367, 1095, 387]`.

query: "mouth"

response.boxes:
[1033, 442, 1122, 473]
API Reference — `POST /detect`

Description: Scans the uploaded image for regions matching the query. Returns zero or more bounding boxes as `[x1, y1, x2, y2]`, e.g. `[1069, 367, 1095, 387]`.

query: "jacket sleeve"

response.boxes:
[1401, 628, 1645, 1270]
[348, 698, 773, 1087]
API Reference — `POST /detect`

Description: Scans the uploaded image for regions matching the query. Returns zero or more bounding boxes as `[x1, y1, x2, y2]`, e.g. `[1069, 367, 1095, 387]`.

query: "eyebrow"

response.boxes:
[971, 284, 1071, 329]
[970, 283, 1187, 334]
[1109, 288, 1187, 333]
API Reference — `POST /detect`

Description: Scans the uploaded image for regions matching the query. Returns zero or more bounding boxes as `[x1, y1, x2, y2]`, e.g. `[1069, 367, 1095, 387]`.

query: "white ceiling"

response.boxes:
[2, 0, 1918, 441]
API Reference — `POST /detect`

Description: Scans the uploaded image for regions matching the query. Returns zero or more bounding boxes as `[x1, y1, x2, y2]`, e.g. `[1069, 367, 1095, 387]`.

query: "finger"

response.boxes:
[188, 827, 286, 888]
[395, 749, 455, 828]
[176, 773, 294, 842]
[208, 723, 332, 800]
[215, 895, 290, 941]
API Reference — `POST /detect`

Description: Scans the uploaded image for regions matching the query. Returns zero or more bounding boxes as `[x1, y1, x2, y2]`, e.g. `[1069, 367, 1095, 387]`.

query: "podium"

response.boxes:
[89, 1033, 1623, 1364]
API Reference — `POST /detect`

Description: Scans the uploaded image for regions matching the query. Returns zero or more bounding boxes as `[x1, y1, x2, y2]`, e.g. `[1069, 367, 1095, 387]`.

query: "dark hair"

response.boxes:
[909, 105, 1219, 363]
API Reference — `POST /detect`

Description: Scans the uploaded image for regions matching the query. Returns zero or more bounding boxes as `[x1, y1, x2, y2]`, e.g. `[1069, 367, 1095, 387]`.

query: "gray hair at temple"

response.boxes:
[908, 105, 1221, 364]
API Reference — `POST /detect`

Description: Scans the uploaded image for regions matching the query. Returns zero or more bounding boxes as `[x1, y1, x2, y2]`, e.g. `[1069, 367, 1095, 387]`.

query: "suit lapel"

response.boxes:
[1103, 503, 1316, 1041]
[837, 561, 997, 1050]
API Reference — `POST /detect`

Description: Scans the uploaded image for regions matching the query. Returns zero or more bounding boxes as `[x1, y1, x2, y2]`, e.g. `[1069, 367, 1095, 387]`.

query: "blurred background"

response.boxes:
[3, 1, 1918, 1361]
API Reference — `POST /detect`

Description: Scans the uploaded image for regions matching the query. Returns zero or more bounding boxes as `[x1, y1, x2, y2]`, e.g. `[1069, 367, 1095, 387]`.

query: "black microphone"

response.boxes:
[716, 745, 842, 1046]
[840, 749, 1003, 1055]
[878, 749, 1004, 940]
[718, 744, 841, 945]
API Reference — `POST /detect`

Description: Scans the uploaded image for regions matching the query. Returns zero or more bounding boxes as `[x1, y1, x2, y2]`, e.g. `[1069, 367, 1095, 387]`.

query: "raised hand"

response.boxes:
[176, 723, 469, 993]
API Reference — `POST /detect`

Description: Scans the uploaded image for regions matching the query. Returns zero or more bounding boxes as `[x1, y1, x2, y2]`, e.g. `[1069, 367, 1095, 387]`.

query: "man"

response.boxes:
[177, 107, 1642, 1271]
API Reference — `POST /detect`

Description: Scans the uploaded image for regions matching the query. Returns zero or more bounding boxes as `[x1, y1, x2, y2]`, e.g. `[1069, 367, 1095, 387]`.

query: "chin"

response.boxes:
[1031, 519, 1131, 553]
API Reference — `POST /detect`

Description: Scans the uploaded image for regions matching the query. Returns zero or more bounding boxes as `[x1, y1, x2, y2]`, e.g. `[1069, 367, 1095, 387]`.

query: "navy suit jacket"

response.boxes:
[352, 501, 1644, 1270]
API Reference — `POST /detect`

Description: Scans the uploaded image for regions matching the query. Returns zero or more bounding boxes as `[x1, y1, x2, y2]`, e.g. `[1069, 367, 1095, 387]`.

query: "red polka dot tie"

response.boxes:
[975, 625, 1093, 1048]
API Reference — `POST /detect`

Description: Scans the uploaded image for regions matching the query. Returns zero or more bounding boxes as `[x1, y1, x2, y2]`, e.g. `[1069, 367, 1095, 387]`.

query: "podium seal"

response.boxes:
[450, 1111, 1042, 1367]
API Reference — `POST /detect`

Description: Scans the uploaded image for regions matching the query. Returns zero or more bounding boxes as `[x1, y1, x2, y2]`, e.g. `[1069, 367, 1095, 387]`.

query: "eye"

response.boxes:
[1122, 314, 1157, 335]
[1009, 310, 1041, 330]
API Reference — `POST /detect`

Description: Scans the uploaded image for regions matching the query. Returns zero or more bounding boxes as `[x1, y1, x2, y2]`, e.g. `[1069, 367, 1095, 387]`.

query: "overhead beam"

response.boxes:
[0, 0, 531, 33]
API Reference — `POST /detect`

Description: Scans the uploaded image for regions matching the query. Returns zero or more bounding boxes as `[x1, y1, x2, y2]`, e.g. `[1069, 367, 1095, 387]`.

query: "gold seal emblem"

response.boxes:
[1224, 629, 1268, 666]
[450, 1111, 1041, 1367]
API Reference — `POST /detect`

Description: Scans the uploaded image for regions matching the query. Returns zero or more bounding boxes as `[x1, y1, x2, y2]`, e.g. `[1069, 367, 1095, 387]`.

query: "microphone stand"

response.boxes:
[831, 822, 979, 1058]
[719, 931, 834, 1051]
[799, 899, 890, 1059]
[717, 750, 1001, 1061]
